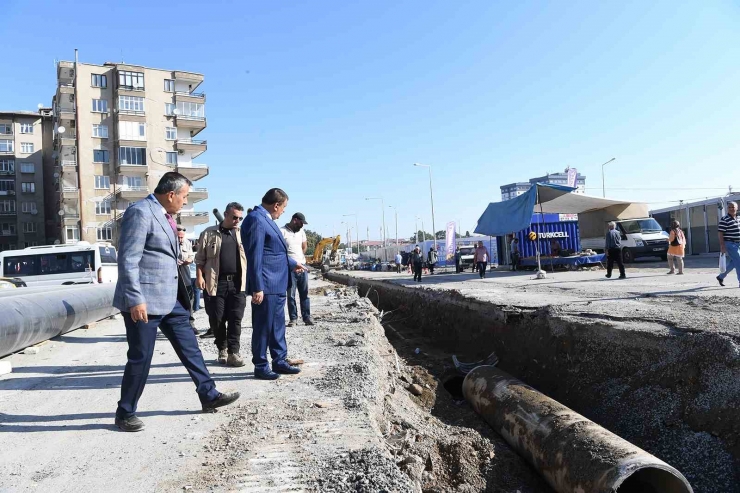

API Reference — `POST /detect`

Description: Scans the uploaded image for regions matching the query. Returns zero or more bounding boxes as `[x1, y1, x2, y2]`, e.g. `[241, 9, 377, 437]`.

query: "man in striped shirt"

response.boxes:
[717, 201, 740, 287]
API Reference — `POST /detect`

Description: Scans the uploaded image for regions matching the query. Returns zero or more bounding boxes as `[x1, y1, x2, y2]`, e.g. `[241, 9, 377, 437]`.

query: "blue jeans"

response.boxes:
[287, 270, 311, 322]
[719, 241, 740, 285]
[190, 278, 201, 311]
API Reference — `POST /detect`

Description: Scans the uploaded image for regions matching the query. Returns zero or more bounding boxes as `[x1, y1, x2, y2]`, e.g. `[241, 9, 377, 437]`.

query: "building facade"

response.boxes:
[651, 195, 732, 256]
[49, 59, 209, 246]
[0, 111, 50, 251]
[500, 168, 586, 201]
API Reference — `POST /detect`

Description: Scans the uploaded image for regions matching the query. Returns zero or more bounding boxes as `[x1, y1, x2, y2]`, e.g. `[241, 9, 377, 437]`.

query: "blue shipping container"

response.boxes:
[510, 213, 580, 259]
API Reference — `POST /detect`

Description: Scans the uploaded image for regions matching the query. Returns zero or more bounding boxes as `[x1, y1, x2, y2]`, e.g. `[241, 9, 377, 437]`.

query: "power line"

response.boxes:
[584, 187, 729, 191]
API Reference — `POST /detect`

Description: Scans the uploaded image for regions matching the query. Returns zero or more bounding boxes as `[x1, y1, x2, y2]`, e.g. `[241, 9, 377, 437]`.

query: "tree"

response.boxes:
[304, 229, 322, 256]
[409, 230, 434, 242]
[464, 231, 471, 238]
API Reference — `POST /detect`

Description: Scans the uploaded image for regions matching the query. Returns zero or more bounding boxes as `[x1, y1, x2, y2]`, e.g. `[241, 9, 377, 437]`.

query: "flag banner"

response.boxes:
[446, 221, 456, 260]
[566, 167, 577, 188]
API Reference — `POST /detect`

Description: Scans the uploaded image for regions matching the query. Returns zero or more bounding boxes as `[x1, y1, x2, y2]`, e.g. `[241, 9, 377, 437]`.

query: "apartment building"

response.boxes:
[49, 59, 209, 245]
[0, 111, 50, 251]
[500, 167, 586, 201]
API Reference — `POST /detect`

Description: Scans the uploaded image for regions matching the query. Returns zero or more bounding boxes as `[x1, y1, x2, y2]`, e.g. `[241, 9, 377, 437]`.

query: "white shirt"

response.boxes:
[280, 225, 307, 264]
[395, 254, 402, 263]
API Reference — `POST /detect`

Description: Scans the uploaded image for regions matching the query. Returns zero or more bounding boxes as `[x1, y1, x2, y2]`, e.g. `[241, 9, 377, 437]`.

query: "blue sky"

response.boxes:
[2, 0, 738, 240]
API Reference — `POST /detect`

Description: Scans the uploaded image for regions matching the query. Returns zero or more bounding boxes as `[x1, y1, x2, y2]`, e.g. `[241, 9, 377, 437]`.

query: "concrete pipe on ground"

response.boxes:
[463, 366, 693, 493]
[0, 284, 117, 358]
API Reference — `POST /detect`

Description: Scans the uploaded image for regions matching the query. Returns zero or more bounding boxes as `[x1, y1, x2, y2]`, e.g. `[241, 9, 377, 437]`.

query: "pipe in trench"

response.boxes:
[463, 366, 693, 493]
[0, 284, 118, 358]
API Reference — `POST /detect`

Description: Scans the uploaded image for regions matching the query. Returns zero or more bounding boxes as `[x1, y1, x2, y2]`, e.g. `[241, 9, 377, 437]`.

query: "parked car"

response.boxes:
[0, 277, 27, 289]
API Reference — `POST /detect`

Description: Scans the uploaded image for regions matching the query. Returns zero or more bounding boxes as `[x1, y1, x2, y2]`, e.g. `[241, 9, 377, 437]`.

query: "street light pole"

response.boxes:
[365, 197, 387, 261]
[600, 158, 616, 198]
[343, 213, 359, 256]
[414, 163, 437, 253]
[389, 206, 399, 254]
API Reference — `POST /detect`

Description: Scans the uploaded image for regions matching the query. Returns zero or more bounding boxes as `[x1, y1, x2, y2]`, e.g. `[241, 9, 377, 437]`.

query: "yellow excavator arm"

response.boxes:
[307, 235, 341, 267]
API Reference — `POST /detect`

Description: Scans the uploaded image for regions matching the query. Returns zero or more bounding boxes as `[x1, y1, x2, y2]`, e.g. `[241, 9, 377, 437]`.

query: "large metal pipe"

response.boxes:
[463, 366, 693, 493]
[0, 284, 117, 358]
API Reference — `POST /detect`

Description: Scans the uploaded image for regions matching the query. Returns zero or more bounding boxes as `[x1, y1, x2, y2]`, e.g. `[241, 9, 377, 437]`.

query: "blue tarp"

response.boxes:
[474, 183, 576, 236]
[519, 253, 605, 267]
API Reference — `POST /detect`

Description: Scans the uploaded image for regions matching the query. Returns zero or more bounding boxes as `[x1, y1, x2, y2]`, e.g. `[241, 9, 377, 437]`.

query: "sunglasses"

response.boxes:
[230, 215, 243, 221]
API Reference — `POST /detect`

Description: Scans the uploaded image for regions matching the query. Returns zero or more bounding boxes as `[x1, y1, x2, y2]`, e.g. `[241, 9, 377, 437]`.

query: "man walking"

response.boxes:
[242, 189, 306, 380]
[427, 246, 438, 274]
[177, 227, 200, 335]
[474, 241, 490, 279]
[281, 212, 314, 327]
[395, 252, 403, 274]
[411, 246, 424, 282]
[113, 172, 239, 432]
[195, 202, 248, 367]
[605, 221, 626, 279]
[717, 201, 740, 287]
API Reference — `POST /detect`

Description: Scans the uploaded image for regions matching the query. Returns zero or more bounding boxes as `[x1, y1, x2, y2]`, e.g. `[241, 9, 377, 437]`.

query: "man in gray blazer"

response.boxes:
[113, 172, 239, 432]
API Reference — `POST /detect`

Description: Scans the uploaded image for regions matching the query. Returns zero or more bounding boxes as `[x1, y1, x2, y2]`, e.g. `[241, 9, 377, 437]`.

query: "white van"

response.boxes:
[0, 242, 118, 286]
[580, 217, 669, 263]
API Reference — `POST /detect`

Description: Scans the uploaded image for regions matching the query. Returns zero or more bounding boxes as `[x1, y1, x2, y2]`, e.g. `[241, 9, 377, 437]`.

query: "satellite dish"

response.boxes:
[58, 210, 64, 216]
[57, 126, 66, 134]
[172, 108, 180, 115]
[53, 239, 61, 245]
[37, 103, 44, 109]
[53, 172, 59, 178]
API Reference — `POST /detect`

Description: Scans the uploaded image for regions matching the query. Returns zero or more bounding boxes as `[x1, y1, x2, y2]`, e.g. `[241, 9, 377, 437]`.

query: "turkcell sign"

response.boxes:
[538, 231, 569, 239]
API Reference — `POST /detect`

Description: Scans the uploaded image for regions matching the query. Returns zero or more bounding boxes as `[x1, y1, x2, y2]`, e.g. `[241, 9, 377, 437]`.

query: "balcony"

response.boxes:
[56, 105, 76, 118]
[178, 211, 210, 226]
[57, 61, 75, 85]
[117, 162, 148, 175]
[61, 186, 79, 201]
[62, 214, 80, 225]
[0, 230, 17, 237]
[176, 139, 207, 158]
[61, 160, 77, 168]
[175, 91, 206, 102]
[177, 163, 209, 181]
[174, 113, 206, 136]
[188, 187, 208, 203]
[0, 210, 16, 216]
[0, 147, 14, 156]
[116, 186, 149, 200]
[172, 71, 204, 91]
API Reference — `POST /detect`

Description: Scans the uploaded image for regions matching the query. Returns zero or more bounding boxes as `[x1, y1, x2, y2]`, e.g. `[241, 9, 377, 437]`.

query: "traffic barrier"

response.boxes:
[0, 284, 117, 358]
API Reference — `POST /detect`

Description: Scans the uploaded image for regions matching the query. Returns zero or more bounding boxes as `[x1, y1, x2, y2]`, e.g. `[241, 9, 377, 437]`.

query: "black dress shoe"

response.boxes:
[717, 276, 725, 286]
[201, 391, 240, 413]
[115, 415, 145, 432]
[273, 362, 301, 375]
[303, 318, 315, 326]
[254, 369, 281, 380]
[200, 329, 215, 339]
[191, 326, 202, 336]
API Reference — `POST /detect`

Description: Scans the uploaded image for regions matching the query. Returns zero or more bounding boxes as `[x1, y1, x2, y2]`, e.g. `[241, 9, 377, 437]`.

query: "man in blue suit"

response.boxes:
[113, 172, 240, 432]
[242, 188, 306, 380]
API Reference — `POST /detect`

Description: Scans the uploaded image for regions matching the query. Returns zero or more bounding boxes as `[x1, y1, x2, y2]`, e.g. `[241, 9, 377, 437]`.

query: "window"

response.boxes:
[21, 202, 37, 213]
[92, 124, 109, 138]
[93, 149, 109, 163]
[91, 74, 107, 88]
[65, 226, 79, 243]
[165, 127, 176, 140]
[118, 121, 146, 141]
[20, 143, 34, 154]
[0, 160, 14, 173]
[95, 199, 111, 215]
[23, 222, 37, 233]
[97, 227, 113, 241]
[3, 250, 95, 277]
[118, 95, 145, 114]
[20, 163, 34, 173]
[0, 180, 15, 193]
[1, 223, 16, 235]
[176, 101, 205, 119]
[121, 176, 144, 188]
[92, 99, 108, 113]
[166, 152, 178, 165]
[94, 175, 110, 189]
[21, 183, 35, 193]
[164, 79, 175, 92]
[118, 147, 146, 166]
[19, 123, 33, 134]
[164, 103, 175, 116]
[118, 71, 145, 90]
[0, 140, 13, 153]
[0, 201, 15, 213]
[0, 124, 11, 135]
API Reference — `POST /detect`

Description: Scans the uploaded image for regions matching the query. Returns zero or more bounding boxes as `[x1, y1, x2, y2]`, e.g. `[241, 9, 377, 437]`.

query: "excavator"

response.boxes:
[307, 235, 341, 272]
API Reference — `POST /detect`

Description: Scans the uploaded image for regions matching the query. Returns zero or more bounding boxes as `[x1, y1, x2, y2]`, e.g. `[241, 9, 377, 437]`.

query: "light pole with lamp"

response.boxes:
[365, 197, 387, 261]
[388, 205, 399, 254]
[600, 158, 616, 198]
[343, 213, 359, 255]
[413, 163, 437, 254]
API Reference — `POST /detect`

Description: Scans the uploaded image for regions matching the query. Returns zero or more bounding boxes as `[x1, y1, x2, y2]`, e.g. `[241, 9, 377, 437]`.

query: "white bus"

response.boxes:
[0, 242, 118, 286]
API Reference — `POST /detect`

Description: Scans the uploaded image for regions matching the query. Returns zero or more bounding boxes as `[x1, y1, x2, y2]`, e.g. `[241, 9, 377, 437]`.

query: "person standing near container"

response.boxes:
[510, 237, 521, 271]
[474, 241, 490, 279]
[667, 220, 686, 275]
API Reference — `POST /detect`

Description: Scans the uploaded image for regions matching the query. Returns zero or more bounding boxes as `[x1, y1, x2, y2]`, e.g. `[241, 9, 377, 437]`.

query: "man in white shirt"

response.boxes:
[395, 252, 403, 273]
[280, 213, 313, 326]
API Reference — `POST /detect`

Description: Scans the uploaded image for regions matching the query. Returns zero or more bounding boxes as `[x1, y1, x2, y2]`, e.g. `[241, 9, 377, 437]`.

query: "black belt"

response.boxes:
[219, 274, 237, 281]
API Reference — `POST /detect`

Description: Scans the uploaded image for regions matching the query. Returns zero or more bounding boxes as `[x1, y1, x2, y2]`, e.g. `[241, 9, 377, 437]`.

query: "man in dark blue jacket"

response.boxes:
[241, 188, 306, 380]
[605, 221, 626, 279]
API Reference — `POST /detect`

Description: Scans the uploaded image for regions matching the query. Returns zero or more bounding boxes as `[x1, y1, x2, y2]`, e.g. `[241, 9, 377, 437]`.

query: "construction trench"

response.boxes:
[325, 271, 740, 493]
